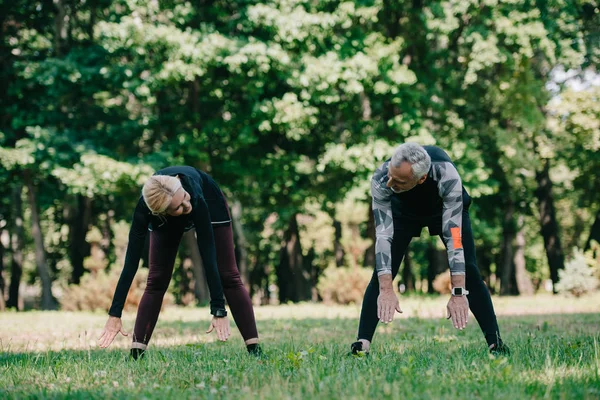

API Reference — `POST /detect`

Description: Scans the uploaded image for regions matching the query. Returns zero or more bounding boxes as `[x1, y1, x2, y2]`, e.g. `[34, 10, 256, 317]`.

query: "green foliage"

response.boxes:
[52, 153, 153, 197]
[1, 0, 599, 306]
[556, 249, 599, 297]
[317, 266, 372, 304]
[548, 86, 600, 207]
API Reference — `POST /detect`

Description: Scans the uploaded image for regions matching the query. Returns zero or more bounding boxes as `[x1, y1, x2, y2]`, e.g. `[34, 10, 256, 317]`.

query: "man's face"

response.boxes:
[386, 161, 427, 193]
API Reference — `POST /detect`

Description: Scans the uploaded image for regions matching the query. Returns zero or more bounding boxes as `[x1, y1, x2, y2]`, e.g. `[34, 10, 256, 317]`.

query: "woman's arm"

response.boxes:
[191, 197, 226, 315]
[108, 199, 150, 317]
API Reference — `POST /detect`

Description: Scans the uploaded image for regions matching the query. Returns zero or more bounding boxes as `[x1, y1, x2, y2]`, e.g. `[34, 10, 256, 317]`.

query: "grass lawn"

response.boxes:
[1, 294, 599, 399]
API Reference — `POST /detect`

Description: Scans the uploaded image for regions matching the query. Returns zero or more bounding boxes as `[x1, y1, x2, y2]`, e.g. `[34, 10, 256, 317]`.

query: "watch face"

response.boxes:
[453, 287, 463, 295]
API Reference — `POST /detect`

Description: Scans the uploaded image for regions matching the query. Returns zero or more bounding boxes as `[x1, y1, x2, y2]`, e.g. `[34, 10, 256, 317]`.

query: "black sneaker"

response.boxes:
[350, 341, 368, 357]
[489, 342, 511, 356]
[247, 343, 266, 358]
[130, 348, 146, 360]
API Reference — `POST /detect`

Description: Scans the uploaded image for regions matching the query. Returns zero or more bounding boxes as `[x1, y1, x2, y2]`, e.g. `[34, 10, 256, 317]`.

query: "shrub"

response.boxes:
[317, 266, 372, 305]
[433, 271, 451, 294]
[60, 266, 174, 312]
[556, 249, 599, 297]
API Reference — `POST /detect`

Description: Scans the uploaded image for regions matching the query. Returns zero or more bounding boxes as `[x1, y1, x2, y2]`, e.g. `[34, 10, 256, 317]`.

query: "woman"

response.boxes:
[98, 166, 261, 359]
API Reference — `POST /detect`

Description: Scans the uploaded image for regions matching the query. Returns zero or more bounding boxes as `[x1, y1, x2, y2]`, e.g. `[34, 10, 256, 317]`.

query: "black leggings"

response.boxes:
[357, 211, 502, 346]
[132, 224, 258, 346]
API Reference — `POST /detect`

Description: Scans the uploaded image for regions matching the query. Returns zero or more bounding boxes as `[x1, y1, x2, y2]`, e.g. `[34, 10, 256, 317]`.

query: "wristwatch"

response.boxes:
[212, 309, 228, 318]
[451, 287, 469, 296]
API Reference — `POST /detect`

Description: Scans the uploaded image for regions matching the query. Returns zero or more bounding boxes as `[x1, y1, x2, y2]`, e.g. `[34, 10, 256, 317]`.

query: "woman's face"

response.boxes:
[165, 188, 192, 216]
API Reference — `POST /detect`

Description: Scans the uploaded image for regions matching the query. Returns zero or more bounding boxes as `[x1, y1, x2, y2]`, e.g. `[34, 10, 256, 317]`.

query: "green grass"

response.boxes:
[1, 294, 600, 399]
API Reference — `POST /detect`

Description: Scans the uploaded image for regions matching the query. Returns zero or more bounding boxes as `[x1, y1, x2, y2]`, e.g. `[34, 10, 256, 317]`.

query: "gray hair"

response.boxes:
[391, 143, 431, 179]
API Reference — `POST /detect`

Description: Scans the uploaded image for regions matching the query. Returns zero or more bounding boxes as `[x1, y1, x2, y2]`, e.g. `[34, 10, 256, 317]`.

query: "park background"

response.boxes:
[0, 1, 599, 398]
[0, 0, 598, 311]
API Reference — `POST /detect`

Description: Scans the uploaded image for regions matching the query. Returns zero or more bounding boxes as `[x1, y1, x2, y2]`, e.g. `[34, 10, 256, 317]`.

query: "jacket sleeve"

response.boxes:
[432, 162, 465, 275]
[191, 196, 226, 314]
[371, 162, 394, 276]
[109, 199, 150, 317]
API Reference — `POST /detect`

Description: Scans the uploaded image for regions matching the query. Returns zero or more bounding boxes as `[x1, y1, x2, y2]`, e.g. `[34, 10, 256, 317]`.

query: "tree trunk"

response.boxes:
[175, 243, 194, 306]
[8, 231, 23, 310]
[249, 254, 270, 305]
[567, 210, 586, 251]
[500, 201, 517, 295]
[69, 195, 92, 284]
[231, 200, 249, 287]
[380, 0, 402, 38]
[333, 219, 345, 267]
[401, 252, 415, 292]
[0, 228, 5, 311]
[427, 242, 435, 293]
[102, 210, 115, 267]
[363, 203, 376, 268]
[305, 247, 318, 301]
[360, 91, 372, 120]
[535, 160, 565, 292]
[276, 245, 292, 303]
[476, 245, 494, 293]
[7, 187, 24, 310]
[585, 210, 600, 251]
[182, 230, 209, 303]
[427, 241, 448, 293]
[0, 1, 12, 131]
[53, 0, 68, 57]
[276, 214, 310, 303]
[514, 215, 534, 295]
[87, 0, 98, 40]
[24, 172, 57, 310]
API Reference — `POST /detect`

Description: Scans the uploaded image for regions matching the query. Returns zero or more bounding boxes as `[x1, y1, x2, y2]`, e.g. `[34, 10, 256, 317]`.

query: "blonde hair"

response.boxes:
[142, 175, 182, 215]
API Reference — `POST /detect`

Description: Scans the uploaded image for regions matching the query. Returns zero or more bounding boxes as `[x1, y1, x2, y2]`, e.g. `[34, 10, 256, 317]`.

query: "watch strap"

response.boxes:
[451, 287, 469, 296]
[211, 308, 228, 318]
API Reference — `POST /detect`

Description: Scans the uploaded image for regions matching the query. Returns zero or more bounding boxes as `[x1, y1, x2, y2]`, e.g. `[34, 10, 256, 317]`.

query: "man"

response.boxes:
[351, 143, 509, 355]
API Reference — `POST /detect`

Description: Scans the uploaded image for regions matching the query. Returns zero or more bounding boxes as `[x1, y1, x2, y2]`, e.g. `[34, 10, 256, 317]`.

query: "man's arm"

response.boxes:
[433, 161, 469, 330]
[371, 163, 394, 283]
[432, 161, 466, 279]
[370, 162, 403, 325]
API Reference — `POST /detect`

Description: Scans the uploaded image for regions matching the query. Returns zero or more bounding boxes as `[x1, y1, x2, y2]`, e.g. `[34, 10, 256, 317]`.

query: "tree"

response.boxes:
[0, 133, 59, 309]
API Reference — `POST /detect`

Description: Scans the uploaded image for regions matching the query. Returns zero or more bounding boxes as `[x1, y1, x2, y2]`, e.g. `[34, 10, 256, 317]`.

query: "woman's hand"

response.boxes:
[206, 316, 231, 341]
[98, 316, 129, 348]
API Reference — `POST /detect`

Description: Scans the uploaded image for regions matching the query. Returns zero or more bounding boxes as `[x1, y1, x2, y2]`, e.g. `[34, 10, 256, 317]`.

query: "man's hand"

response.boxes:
[206, 316, 231, 341]
[377, 274, 403, 323]
[98, 316, 128, 348]
[447, 274, 469, 330]
[446, 295, 469, 330]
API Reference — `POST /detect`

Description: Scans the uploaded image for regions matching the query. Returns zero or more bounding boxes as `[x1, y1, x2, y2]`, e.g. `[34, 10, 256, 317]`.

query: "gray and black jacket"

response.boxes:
[371, 146, 470, 277]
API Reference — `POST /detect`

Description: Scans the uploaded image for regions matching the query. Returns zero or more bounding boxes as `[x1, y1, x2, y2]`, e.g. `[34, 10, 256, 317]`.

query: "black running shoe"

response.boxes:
[130, 348, 146, 360]
[247, 343, 265, 358]
[489, 342, 511, 356]
[350, 341, 368, 357]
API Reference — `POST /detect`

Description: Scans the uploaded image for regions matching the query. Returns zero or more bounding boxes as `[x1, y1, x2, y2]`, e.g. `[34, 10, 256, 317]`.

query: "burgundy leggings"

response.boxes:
[132, 224, 258, 345]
